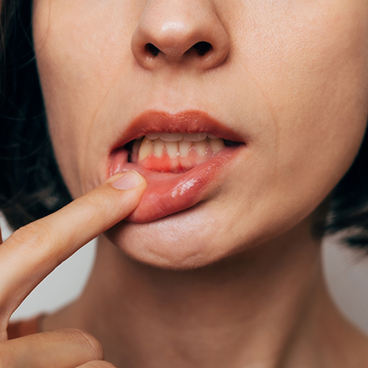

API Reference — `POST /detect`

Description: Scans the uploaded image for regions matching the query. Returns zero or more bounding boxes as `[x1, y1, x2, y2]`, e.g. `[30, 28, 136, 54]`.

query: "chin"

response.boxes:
[103, 191, 324, 271]
[104, 203, 243, 270]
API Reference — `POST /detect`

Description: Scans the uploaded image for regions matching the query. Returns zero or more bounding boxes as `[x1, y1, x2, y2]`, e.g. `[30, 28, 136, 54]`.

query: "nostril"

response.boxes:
[144, 41, 213, 60]
[193, 42, 212, 56]
[145, 43, 160, 57]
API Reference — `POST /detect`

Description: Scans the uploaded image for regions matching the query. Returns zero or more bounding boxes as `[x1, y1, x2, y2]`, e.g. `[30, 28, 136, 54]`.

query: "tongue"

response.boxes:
[131, 149, 216, 173]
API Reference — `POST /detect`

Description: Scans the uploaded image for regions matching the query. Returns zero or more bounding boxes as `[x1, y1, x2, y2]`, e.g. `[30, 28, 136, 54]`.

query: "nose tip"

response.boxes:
[131, 2, 230, 71]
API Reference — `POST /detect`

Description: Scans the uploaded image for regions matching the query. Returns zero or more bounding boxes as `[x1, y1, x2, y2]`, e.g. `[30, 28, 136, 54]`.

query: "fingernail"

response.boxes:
[112, 171, 144, 190]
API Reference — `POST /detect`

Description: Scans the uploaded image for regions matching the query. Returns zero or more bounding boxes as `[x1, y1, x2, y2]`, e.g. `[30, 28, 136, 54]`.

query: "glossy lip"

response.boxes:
[107, 110, 245, 223]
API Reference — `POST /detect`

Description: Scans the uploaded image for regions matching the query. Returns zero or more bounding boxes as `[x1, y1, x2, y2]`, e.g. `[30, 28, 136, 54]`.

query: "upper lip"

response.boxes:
[111, 110, 245, 150]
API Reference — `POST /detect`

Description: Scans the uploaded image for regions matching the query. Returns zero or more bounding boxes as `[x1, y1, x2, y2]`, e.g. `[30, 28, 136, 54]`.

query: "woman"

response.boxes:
[1, 0, 368, 367]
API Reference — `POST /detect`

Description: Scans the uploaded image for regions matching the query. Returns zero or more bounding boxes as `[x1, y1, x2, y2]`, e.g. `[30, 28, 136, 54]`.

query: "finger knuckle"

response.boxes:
[9, 222, 53, 253]
[81, 192, 107, 214]
[65, 329, 104, 361]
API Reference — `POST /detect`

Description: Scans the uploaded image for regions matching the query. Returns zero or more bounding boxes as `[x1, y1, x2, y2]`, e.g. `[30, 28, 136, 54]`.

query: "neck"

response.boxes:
[46, 220, 367, 368]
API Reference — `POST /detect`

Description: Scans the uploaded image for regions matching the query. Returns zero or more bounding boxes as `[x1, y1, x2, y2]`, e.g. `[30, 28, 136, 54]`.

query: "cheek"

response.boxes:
[32, 0, 138, 197]
[279, 8, 368, 200]
[208, 1, 368, 251]
[235, 1, 368, 196]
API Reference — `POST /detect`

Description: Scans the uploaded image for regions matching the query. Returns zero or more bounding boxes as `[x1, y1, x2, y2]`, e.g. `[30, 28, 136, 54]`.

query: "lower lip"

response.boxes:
[108, 146, 242, 223]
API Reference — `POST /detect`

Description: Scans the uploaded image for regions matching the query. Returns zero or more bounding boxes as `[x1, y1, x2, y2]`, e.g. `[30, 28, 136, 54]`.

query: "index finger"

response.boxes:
[0, 171, 146, 323]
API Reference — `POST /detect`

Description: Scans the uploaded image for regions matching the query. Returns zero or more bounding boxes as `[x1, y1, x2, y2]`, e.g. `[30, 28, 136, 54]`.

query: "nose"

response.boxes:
[131, 0, 230, 71]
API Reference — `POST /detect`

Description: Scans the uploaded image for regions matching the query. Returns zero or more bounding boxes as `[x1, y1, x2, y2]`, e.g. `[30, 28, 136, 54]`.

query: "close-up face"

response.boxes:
[32, 0, 368, 269]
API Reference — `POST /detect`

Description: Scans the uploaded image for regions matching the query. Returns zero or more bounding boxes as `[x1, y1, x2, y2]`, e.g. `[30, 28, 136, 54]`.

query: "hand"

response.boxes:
[0, 171, 146, 368]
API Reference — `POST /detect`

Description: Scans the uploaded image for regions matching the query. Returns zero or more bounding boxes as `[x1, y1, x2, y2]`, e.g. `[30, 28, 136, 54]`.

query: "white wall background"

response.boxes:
[2, 214, 368, 335]
[0, 214, 96, 321]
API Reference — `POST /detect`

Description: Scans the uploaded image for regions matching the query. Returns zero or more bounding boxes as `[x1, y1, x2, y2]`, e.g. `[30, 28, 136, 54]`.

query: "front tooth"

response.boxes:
[165, 141, 179, 159]
[146, 133, 159, 140]
[194, 140, 207, 156]
[179, 140, 191, 157]
[158, 133, 183, 142]
[154, 139, 164, 158]
[210, 138, 225, 153]
[183, 133, 207, 142]
[138, 137, 154, 161]
[207, 134, 218, 139]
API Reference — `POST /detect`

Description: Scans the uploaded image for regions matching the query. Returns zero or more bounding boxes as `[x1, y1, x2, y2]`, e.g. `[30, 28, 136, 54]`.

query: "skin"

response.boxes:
[2, 0, 368, 367]
[32, 0, 368, 268]
[0, 172, 147, 367]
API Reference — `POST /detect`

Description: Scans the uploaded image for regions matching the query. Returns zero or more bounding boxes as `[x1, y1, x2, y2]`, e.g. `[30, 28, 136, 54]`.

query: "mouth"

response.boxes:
[108, 111, 245, 223]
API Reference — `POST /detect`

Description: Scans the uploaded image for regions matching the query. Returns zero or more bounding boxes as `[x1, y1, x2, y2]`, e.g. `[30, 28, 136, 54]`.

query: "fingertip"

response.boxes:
[110, 171, 146, 191]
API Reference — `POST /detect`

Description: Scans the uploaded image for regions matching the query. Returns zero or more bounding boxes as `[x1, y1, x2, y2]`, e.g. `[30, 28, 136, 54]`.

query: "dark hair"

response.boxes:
[0, 0, 72, 229]
[1, 0, 368, 248]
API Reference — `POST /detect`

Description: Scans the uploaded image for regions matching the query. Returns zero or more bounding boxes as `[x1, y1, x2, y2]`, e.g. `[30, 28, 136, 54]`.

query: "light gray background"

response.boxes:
[2, 214, 368, 335]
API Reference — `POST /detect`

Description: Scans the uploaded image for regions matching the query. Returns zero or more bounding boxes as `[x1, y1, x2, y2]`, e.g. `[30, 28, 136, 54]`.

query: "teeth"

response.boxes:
[194, 140, 207, 156]
[144, 132, 212, 142]
[183, 133, 207, 142]
[209, 138, 225, 153]
[165, 141, 179, 159]
[154, 139, 164, 158]
[179, 140, 192, 158]
[138, 137, 154, 161]
[137, 135, 226, 163]
[146, 133, 159, 140]
[158, 133, 183, 142]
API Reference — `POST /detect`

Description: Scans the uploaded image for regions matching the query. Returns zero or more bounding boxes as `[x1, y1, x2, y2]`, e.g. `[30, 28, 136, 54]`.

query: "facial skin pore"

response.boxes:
[32, 1, 368, 367]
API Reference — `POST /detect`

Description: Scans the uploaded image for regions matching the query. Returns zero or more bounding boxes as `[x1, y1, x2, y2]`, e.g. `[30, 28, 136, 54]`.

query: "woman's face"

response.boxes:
[33, 0, 368, 269]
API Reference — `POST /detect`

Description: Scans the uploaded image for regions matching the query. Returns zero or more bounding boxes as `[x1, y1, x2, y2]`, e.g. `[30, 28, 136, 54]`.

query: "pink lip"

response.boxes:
[108, 111, 245, 223]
